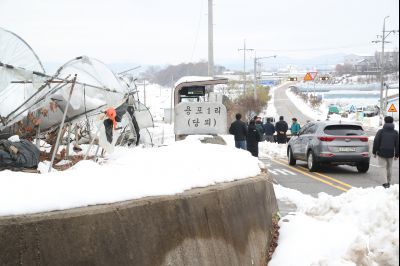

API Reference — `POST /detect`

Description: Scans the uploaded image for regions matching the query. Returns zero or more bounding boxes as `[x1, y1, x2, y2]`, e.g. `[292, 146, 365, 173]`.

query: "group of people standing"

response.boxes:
[229, 113, 302, 157]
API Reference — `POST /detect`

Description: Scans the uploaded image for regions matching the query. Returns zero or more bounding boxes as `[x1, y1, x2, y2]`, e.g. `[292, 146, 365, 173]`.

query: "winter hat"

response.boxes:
[105, 107, 117, 129]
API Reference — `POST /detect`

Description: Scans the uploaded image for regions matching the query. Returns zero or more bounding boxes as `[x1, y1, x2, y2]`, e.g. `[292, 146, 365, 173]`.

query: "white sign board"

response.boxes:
[174, 102, 227, 135]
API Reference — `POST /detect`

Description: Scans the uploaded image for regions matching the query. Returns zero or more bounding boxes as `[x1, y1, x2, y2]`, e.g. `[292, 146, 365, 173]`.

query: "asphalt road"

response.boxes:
[265, 82, 399, 197]
[273, 82, 312, 126]
[260, 150, 399, 197]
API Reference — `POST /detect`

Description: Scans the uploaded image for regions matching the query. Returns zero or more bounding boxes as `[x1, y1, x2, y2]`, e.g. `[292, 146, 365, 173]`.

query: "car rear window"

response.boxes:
[324, 125, 364, 136]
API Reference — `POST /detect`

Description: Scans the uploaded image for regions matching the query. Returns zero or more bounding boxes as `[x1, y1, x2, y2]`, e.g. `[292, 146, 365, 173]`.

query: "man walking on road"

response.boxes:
[275, 116, 288, 144]
[229, 113, 248, 150]
[263, 118, 275, 142]
[373, 116, 399, 188]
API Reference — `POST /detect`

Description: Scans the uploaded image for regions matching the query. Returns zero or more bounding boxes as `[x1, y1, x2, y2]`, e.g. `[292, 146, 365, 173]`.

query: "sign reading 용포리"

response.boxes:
[174, 102, 227, 135]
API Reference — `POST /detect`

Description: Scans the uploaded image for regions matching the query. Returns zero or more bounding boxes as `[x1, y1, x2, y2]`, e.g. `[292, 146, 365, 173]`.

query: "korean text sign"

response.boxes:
[174, 102, 227, 135]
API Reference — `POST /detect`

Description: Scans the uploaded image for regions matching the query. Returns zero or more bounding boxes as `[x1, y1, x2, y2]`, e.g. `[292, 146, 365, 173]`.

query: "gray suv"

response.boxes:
[287, 121, 370, 173]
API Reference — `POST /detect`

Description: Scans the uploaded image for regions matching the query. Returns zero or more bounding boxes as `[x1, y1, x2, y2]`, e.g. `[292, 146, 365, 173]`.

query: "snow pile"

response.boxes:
[0, 137, 261, 216]
[259, 141, 287, 159]
[286, 88, 328, 121]
[221, 134, 288, 160]
[262, 85, 278, 118]
[8, 135, 20, 142]
[146, 122, 175, 146]
[270, 185, 399, 266]
[327, 113, 343, 122]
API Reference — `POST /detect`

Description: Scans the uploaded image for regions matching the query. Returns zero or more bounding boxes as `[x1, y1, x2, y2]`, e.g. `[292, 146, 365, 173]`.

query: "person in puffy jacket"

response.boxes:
[290, 118, 301, 136]
[373, 116, 399, 188]
[229, 113, 248, 150]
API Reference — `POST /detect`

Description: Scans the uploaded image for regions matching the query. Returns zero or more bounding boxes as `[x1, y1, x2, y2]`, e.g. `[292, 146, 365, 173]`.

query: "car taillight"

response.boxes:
[320, 152, 335, 157]
[318, 136, 369, 142]
[318, 136, 335, 142]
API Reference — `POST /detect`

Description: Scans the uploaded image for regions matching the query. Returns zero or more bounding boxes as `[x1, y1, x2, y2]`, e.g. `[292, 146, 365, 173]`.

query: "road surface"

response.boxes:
[260, 151, 399, 197]
[264, 82, 398, 198]
[273, 82, 312, 125]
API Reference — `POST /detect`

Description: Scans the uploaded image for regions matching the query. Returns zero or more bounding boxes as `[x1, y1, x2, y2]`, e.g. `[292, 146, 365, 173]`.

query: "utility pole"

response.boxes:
[372, 16, 399, 125]
[208, 0, 214, 78]
[238, 40, 253, 94]
[143, 80, 147, 106]
[137, 80, 149, 106]
[253, 52, 258, 100]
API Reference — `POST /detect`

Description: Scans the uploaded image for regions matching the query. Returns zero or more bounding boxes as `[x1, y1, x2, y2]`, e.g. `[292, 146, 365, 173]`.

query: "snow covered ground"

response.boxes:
[261, 84, 279, 119]
[2, 81, 399, 265]
[259, 141, 288, 159]
[0, 135, 260, 216]
[286, 88, 328, 121]
[270, 184, 399, 266]
[136, 83, 172, 122]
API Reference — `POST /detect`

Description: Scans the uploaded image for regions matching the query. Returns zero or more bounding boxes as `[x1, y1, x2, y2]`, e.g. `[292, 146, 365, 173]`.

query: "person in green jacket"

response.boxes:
[290, 118, 301, 135]
[254, 116, 264, 141]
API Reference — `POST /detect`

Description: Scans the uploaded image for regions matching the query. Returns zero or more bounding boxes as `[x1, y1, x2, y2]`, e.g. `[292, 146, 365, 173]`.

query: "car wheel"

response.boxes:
[307, 151, 319, 172]
[356, 162, 369, 173]
[288, 147, 296, 166]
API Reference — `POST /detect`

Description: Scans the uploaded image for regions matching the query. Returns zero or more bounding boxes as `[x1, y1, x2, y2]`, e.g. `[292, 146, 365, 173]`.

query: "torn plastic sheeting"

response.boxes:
[0, 27, 46, 119]
[51, 56, 127, 111]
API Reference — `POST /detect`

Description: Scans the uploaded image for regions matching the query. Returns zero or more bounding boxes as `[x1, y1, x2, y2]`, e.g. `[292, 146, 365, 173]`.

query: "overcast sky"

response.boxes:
[0, 0, 399, 68]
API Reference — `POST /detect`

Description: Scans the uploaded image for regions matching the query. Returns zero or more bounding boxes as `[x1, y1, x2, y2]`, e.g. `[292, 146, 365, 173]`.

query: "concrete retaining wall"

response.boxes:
[0, 175, 278, 266]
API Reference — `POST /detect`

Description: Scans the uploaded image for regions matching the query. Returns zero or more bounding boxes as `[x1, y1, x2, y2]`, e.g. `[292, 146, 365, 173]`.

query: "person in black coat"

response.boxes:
[275, 116, 288, 144]
[246, 120, 261, 157]
[229, 113, 248, 150]
[373, 116, 399, 188]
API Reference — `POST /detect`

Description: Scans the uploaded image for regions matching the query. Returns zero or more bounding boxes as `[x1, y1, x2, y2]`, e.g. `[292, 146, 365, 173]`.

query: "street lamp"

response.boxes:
[253, 54, 277, 100]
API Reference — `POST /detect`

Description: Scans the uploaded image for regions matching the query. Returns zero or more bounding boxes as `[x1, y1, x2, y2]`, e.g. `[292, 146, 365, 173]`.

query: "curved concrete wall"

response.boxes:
[0, 175, 278, 266]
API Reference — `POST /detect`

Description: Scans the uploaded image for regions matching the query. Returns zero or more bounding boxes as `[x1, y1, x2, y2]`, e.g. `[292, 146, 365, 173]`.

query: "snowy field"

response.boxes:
[136, 83, 172, 121]
[270, 184, 399, 266]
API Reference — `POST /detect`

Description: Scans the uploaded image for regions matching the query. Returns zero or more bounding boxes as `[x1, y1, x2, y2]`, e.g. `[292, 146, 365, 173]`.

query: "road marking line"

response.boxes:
[370, 164, 381, 168]
[271, 158, 349, 192]
[268, 169, 278, 175]
[296, 165, 353, 189]
[280, 169, 297, 176]
[275, 169, 289, 175]
[276, 158, 353, 189]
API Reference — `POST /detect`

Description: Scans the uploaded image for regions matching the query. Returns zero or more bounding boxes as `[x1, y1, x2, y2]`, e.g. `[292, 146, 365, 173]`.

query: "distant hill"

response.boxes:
[219, 53, 347, 71]
[141, 61, 226, 86]
[42, 53, 354, 86]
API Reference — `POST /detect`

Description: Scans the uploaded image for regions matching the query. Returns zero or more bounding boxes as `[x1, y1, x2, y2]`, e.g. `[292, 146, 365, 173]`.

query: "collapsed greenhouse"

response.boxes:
[0, 27, 153, 170]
